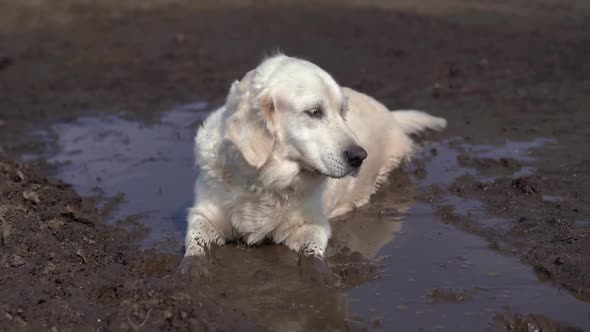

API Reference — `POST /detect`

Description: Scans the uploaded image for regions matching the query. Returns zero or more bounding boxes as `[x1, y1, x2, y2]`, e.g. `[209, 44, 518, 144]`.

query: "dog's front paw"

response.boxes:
[178, 254, 212, 281]
[179, 242, 213, 280]
[297, 254, 341, 288]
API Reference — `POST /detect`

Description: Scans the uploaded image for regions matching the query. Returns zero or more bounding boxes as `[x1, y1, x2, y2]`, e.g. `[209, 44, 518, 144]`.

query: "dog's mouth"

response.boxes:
[312, 169, 346, 179]
[301, 164, 349, 179]
[293, 155, 352, 179]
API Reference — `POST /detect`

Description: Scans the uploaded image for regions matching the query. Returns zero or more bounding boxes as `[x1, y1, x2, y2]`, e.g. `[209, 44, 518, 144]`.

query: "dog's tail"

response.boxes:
[391, 110, 447, 135]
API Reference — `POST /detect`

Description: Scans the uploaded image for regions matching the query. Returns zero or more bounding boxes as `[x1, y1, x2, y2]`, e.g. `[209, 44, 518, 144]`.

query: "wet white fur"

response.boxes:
[184, 54, 446, 258]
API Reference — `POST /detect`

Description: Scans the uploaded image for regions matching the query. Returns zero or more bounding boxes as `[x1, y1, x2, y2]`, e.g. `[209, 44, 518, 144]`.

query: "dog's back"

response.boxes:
[324, 87, 445, 218]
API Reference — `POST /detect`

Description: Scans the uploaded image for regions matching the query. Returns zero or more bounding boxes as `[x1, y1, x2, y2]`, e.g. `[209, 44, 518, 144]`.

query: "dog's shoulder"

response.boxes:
[194, 106, 230, 179]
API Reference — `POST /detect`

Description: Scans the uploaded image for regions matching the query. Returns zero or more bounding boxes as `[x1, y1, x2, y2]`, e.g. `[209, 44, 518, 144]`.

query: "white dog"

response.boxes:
[183, 54, 446, 270]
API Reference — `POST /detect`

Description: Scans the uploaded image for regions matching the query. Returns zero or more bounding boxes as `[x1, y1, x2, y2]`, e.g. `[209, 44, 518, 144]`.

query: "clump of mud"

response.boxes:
[0, 155, 261, 331]
[491, 310, 584, 332]
[427, 288, 475, 304]
[457, 154, 522, 172]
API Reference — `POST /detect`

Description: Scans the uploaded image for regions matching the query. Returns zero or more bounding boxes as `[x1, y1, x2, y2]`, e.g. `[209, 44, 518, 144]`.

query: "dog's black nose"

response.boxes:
[345, 145, 368, 167]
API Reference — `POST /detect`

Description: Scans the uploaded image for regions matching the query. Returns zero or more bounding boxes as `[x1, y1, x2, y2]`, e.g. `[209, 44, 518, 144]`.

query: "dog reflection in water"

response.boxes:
[184, 172, 415, 332]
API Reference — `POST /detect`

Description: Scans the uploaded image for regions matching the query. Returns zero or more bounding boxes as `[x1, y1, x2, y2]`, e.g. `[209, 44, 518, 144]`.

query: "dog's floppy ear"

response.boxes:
[225, 70, 275, 169]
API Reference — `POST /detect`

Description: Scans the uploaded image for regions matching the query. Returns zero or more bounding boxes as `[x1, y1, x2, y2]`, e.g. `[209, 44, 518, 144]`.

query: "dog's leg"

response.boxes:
[180, 208, 224, 279]
[282, 223, 340, 286]
[283, 223, 330, 258]
[184, 208, 224, 256]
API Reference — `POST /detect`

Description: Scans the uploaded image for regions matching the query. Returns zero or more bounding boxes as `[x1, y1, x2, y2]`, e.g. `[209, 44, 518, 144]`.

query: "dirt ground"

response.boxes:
[0, 154, 262, 331]
[1, 0, 590, 331]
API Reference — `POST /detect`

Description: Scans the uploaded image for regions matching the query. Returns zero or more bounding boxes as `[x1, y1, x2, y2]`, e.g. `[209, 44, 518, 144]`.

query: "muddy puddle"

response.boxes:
[22, 106, 590, 331]
[21, 102, 210, 250]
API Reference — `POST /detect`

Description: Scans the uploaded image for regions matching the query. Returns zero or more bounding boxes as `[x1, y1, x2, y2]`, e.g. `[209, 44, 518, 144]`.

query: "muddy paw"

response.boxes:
[297, 254, 341, 288]
[178, 255, 212, 281]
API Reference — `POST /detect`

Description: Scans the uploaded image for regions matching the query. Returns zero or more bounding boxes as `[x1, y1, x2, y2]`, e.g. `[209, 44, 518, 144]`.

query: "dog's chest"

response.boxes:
[228, 191, 307, 244]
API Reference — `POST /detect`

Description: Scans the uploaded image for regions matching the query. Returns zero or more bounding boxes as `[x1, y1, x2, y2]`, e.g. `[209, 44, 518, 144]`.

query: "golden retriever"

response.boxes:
[183, 54, 446, 272]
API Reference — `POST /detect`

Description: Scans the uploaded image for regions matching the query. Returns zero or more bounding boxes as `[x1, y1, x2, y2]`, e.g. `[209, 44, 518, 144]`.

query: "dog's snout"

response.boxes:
[345, 145, 368, 167]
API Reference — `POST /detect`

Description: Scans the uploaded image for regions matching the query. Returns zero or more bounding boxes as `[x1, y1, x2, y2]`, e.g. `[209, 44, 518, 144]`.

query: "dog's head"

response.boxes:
[225, 55, 367, 179]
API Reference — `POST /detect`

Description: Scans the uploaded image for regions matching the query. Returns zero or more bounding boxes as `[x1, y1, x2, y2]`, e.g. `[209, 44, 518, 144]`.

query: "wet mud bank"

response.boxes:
[0, 155, 261, 331]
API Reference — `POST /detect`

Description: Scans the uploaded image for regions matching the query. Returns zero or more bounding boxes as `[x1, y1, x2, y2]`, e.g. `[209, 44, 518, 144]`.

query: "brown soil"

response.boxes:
[0, 155, 261, 331]
[490, 310, 585, 332]
[448, 174, 590, 300]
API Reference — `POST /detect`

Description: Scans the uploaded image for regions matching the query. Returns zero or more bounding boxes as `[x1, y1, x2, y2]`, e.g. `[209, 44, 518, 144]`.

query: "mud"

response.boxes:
[491, 310, 585, 332]
[0, 155, 261, 331]
[1, 0, 590, 331]
[448, 174, 590, 300]
[427, 288, 475, 304]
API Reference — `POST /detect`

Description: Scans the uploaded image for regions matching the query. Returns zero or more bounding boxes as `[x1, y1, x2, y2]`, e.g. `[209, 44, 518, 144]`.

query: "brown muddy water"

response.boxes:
[20, 105, 590, 331]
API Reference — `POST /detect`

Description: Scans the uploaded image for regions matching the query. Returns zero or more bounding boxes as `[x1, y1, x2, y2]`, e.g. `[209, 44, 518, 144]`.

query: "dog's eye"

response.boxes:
[305, 107, 323, 119]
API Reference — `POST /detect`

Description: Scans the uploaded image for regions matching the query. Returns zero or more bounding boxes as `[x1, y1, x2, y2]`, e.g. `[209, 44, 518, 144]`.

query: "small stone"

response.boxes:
[42, 262, 56, 274]
[15, 317, 27, 326]
[180, 311, 188, 319]
[432, 83, 442, 98]
[11, 255, 25, 267]
[23, 191, 40, 204]
[1, 216, 10, 246]
[46, 218, 64, 230]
